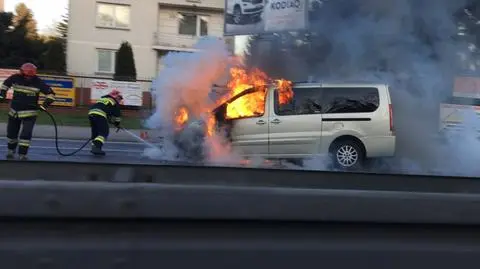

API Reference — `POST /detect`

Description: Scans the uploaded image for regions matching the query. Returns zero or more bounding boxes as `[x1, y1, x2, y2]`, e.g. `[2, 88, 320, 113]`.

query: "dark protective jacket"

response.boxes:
[0, 74, 56, 118]
[88, 95, 122, 124]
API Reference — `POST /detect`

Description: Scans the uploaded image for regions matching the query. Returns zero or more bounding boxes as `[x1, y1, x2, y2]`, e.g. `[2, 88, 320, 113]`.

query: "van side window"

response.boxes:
[322, 87, 379, 114]
[275, 87, 323, 116]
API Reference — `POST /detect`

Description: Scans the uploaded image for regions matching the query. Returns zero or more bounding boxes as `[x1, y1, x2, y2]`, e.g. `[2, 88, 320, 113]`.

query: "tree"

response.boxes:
[56, 9, 68, 39]
[12, 3, 38, 40]
[114, 41, 137, 81]
[41, 38, 66, 73]
[0, 12, 14, 65]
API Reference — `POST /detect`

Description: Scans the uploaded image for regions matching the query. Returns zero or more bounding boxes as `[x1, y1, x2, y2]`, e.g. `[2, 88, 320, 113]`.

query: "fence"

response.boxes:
[0, 68, 156, 110]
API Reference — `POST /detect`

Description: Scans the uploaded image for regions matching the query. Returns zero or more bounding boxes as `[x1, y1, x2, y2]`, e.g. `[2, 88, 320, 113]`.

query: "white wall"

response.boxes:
[67, 0, 226, 80]
[155, 7, 224, 49]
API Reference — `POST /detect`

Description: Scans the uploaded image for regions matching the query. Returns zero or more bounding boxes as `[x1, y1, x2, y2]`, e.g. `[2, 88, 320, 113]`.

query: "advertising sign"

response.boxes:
[0, 69, 76, 107]
[453, 76, 480, 99]
[91, 79, 143, 106]
[38, 75, 76, 107]
[224, 0, 308, 36]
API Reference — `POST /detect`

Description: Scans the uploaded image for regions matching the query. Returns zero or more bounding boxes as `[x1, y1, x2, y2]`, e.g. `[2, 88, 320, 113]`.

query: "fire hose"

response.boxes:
[42, 109, 93, 156]
[42, 109, 159, 156]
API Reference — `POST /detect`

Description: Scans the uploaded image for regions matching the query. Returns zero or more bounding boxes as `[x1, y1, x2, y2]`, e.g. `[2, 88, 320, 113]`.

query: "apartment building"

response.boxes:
[0, 0, 4, 12]
[67, 0, 232, 79]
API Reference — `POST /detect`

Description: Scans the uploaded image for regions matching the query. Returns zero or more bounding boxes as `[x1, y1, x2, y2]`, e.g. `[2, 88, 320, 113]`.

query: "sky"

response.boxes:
[5, 0, 67, 33]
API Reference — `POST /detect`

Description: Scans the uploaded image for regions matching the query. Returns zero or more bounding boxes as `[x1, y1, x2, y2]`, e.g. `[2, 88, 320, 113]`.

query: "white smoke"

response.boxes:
[144, 37, 239, 162]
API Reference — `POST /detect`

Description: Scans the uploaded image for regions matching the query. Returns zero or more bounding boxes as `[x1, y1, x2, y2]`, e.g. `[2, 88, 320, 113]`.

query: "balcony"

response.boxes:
[152, 32, 233, 53]
[152, 32, 202, 51]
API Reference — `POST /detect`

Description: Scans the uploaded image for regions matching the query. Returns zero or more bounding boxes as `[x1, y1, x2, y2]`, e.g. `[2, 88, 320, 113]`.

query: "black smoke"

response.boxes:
[247, 0, 480, 176]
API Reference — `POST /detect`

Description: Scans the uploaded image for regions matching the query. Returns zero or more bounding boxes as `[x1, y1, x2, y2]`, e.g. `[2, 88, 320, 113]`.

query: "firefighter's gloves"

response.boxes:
[42, 98, 54, 108]
[39, 98, 54, 111]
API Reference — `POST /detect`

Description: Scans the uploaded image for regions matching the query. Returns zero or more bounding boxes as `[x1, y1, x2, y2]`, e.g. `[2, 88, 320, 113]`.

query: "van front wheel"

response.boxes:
[330, 140, 365, 171]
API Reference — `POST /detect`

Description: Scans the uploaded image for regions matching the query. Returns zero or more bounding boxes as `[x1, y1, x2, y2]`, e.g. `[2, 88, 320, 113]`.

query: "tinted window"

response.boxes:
[275, 86, 380, 115]
[275, 87, 323, 116]
[322, 87, 379, 114]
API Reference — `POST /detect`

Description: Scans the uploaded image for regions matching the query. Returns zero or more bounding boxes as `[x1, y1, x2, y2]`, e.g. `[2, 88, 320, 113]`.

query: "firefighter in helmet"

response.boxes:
[0, 63, 55, 160]
[88, 89, 123, 156]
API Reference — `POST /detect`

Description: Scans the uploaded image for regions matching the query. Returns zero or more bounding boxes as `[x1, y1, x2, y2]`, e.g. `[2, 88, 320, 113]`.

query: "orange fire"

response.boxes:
[172, 66, 293, 137]
[224, 67, 269, 119]
[174, 106, 189, 130]
[223, 68, 293, 119]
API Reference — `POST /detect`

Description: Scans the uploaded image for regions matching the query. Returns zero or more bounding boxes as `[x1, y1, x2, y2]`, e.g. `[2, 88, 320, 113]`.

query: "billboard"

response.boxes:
[0, 69, 76, 107]
[91, 79, 143, 107]
[224, 0, 308, 36]
[454, 76, 480, 99]
[38, 75, 76, 107]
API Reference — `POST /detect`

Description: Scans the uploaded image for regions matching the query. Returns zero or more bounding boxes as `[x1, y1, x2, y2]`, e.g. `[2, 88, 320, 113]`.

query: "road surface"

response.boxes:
[0, 138, 290, 168]
[0, 138, 162, 165]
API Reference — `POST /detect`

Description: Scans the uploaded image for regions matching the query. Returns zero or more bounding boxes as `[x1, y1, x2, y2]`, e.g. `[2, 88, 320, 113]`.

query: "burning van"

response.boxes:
[172, 67, 396, 170]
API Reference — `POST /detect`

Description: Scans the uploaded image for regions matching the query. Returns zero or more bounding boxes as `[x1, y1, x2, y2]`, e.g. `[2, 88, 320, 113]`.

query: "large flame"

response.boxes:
[225, 67, 268, 119]
[172, 66, 293, 136]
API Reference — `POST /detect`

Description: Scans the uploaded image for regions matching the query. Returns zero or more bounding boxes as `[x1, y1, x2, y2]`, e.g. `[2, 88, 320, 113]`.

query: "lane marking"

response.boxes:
[0, 146, 145, 153]
[0, 138, 159, 145]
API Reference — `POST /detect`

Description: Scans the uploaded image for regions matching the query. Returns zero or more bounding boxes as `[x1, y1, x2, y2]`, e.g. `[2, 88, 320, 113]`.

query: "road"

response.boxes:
[0, 138, 289, 168]
[0, 138, 161, 165]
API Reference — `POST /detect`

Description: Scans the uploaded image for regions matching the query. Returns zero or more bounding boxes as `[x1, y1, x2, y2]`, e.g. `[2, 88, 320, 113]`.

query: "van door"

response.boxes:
[319, 86, 380, 153]
[229, 91, 269, 157]
[268, 86, 323, 157]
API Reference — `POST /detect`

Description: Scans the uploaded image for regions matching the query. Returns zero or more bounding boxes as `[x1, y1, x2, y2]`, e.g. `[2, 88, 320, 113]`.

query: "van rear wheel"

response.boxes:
[330, 140, 365, 171]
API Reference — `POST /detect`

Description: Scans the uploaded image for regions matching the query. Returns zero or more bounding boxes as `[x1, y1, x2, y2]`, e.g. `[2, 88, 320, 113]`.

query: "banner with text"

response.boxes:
[91, 79, 143, 107]
[0, 69, 76, 107]
[38, 75, 76, 107]
[224, 0, 308, 35]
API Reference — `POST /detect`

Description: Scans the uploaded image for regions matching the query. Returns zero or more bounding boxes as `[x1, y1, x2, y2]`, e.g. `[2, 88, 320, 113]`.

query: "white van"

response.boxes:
[215, 82, 396, 170]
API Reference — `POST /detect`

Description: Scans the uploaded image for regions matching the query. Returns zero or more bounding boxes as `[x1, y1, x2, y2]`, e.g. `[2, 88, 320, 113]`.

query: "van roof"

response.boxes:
[292, 81, 389, 88]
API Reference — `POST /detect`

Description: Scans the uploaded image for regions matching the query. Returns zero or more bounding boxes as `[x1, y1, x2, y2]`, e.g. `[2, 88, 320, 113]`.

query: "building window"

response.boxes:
[97, 49, 116, 73]
[96, 3, 130, 29]
[178, 13, 209, 36]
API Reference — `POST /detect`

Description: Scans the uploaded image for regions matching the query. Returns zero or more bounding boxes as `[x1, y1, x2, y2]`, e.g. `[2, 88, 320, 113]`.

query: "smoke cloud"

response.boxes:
[145, 37, 237, 162]
[250, 0, 479, 176]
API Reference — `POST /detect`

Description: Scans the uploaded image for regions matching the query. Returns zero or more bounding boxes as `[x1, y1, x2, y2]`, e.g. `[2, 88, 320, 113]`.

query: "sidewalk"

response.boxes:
[0, 123, 154, 142]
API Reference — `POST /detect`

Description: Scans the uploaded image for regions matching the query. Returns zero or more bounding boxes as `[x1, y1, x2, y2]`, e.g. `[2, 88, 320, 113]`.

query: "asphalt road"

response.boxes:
[0, 138, 161, 165]
[0, 138, 290, 168]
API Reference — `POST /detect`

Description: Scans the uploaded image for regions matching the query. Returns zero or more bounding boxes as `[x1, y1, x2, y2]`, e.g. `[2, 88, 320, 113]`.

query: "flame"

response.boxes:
[171, 66, 293, 138]
[224, 68, 269, 119]
[275, 79, 294, 105]
[174, 106, 189, 130]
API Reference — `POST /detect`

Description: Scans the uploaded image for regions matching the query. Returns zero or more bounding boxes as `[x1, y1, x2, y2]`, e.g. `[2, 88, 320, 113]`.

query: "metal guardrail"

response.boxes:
[0, 160, 478, 224]
[0, 161, 479, 268]
[0, 179, 480, 224]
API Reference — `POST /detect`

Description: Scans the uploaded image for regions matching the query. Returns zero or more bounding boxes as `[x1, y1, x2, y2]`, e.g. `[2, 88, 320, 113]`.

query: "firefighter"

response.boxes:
[0, 63, 55, 160]
[88, 89, 123, 156]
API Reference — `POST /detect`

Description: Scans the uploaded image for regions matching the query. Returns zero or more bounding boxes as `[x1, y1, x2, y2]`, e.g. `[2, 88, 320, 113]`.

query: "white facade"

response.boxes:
[67, 0, 230, 80]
